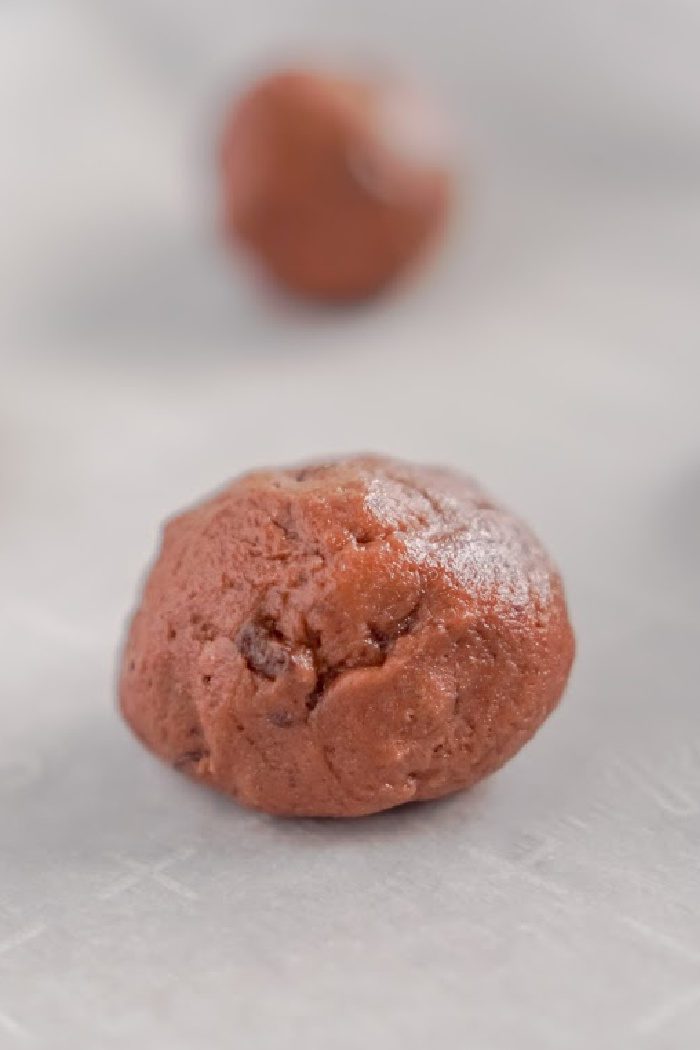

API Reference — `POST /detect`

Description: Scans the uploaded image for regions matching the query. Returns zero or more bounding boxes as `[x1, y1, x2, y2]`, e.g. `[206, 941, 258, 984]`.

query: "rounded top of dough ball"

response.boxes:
[120, 456, 574, 817]
[220, 68, 453, 302]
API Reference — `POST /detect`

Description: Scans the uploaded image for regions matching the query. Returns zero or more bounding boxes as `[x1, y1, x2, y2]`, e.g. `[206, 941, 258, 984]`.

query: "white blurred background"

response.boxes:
[1, 2, 699, 1048]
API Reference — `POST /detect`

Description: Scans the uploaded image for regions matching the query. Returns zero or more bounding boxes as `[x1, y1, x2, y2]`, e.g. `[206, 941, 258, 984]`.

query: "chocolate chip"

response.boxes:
[269, 711, 295, 728]
[236, 620, 289, 680]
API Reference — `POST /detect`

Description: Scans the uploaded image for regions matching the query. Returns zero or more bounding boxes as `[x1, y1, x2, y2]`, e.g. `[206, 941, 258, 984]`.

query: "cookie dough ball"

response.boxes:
[119, 457, 574, 818]
[220, 68, 452, 302]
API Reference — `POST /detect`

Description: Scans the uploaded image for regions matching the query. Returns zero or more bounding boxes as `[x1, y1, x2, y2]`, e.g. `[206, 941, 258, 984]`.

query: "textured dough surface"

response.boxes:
[119, 456, 574, 817]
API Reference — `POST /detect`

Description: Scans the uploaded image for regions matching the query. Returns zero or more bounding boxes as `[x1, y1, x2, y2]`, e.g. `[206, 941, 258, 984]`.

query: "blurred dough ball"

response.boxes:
[220, 67, 453, 302]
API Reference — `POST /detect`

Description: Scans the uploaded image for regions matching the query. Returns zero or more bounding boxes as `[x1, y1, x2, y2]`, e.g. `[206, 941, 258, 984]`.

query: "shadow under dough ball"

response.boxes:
[220, 69, 452, 301]
[119, 457, 575, 818]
